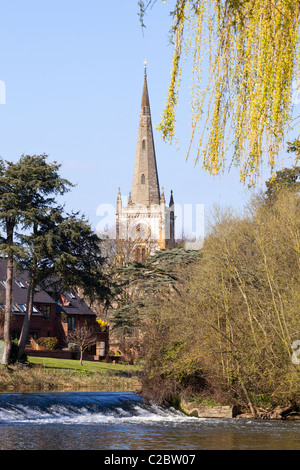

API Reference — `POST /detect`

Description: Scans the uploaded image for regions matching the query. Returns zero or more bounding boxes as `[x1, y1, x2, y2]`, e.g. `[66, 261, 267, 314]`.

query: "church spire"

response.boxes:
[131, 66, 160, 206]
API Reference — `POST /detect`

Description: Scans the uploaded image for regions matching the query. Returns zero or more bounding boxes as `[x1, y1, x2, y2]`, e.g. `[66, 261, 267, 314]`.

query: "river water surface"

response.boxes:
[0, 391, 299, 450]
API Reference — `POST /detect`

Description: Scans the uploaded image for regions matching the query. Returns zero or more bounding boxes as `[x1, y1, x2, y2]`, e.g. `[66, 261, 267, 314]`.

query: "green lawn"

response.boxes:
[28, 356, 142, 373]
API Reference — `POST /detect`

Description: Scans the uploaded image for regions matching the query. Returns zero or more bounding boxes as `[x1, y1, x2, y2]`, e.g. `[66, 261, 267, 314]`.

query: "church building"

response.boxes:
[116, 66, 175, 263]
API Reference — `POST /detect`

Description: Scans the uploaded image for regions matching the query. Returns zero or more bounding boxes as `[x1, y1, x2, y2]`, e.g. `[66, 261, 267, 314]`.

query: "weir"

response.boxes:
[0, 391, 299, 450]
[0, 391, 193, 425]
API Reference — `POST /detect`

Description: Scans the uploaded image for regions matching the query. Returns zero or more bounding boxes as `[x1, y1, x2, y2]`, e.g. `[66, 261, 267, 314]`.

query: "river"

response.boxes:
[0, 391, 299, 451]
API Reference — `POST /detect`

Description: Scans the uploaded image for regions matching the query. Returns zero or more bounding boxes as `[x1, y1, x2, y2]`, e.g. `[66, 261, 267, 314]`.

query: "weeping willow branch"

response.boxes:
[140, 0, 300, 185]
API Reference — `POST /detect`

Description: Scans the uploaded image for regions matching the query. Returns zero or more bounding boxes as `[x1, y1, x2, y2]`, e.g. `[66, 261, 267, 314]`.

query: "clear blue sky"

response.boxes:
[0, 1, 297, 237]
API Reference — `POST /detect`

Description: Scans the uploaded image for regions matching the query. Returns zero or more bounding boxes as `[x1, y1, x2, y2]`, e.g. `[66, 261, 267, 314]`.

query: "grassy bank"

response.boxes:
[0, 357, 143, 393]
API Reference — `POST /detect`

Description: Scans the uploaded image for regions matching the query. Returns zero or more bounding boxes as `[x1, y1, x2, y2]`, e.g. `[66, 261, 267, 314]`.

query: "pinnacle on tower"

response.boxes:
[169, 190, 174, 207]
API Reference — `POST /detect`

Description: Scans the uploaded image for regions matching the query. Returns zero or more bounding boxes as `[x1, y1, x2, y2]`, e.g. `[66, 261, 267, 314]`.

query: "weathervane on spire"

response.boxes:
[144, 59, 147, 74]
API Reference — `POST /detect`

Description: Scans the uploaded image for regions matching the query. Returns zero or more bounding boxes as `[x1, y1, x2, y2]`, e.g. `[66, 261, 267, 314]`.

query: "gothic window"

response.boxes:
[133, 247, 147, 264]
[142, 139, 146, 150]
[143, 106, 146, 115]
[141, 174, 145, 184]
[133, 248, 140, 263]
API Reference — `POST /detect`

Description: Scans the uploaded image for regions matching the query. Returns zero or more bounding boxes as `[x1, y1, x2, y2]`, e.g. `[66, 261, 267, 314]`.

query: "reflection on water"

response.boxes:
[0, 392, 299, 450]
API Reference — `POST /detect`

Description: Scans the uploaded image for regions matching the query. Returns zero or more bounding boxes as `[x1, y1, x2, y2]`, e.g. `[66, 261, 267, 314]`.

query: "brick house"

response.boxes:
[0, 260, 109, 361]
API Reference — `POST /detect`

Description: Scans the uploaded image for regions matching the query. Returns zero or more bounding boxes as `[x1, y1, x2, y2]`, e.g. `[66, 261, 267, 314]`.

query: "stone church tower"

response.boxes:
[116, 67, 175, 263]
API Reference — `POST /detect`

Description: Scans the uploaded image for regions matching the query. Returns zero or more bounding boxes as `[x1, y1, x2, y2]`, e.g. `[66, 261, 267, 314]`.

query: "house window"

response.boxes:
[18, 304, 26, 312]
[141, 174, 145, 184]
[15, 280, 26, 288]
[68, 316, 76, 331]
[42, 305, 51, 318]
[0, 280, 6, 287]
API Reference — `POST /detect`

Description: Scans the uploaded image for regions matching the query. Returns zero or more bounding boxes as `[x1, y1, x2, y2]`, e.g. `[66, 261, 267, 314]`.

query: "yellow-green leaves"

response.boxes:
[157, 0, 300, 185]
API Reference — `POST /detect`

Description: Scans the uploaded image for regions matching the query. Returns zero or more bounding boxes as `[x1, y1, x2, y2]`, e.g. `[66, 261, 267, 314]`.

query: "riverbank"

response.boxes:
[179, 397, 300, 421]
[0, 357, 143, 393]
[1, 358, 299, 422]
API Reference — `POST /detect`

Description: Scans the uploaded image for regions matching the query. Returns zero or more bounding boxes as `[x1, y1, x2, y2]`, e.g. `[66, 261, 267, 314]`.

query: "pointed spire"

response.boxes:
[169, 190, 174, 207]
[141, 64, 150, 109]
[131, 67, 160, 206]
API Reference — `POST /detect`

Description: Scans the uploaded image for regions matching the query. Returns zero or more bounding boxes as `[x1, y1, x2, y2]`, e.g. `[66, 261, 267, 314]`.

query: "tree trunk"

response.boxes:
[18, 273, 35, 360]
[239, 371, 257, 418]
[18, 225, 38, 361]
[80, 349, 83, 366]
[1, 253, 13, 364]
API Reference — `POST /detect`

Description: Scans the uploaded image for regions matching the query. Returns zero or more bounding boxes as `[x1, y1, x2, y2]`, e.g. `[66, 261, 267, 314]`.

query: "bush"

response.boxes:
[142, 190, 300, 412]
[36, 337, 58, 351]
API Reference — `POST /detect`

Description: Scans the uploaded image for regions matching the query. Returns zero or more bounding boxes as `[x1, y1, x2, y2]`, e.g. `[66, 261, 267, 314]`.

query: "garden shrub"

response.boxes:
[36, 337, 58, 351]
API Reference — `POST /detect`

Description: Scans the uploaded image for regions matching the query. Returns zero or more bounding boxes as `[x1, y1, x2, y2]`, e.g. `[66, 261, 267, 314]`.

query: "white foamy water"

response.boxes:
[0, 392, 299, 450]
[0, 402, 199, 426]
[0, 391, 200, 426]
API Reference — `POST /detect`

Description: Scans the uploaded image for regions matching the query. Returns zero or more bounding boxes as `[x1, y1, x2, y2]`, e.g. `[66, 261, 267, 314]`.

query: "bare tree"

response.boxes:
[67, 327, 97, 366]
